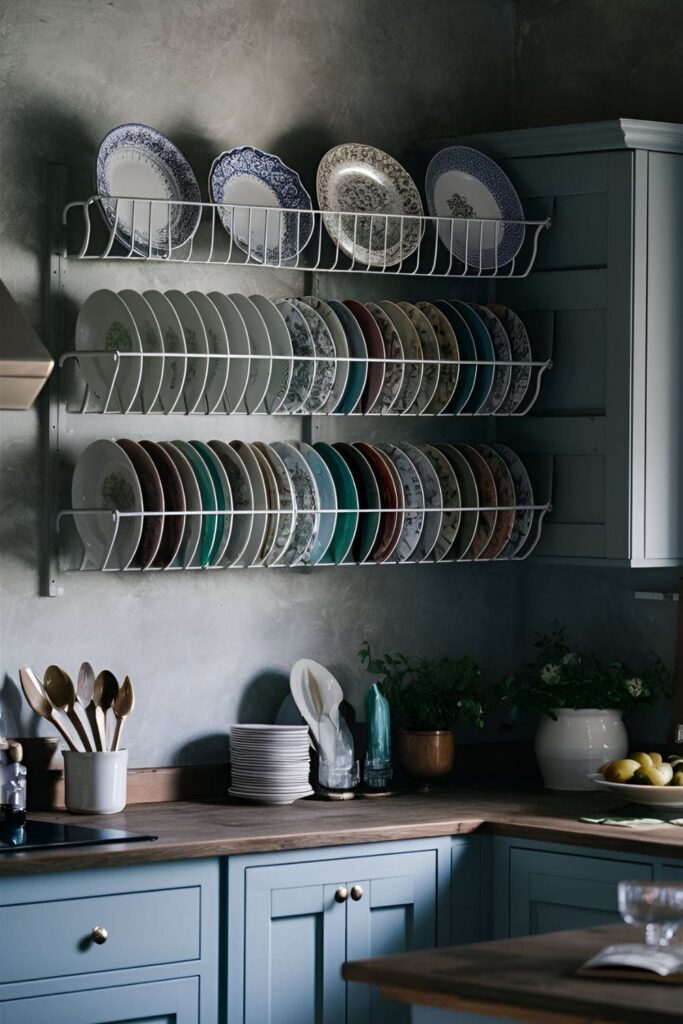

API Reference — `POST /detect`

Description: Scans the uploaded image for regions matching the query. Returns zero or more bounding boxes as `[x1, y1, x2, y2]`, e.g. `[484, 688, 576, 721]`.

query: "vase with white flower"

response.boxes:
[500, 630, 671, 791]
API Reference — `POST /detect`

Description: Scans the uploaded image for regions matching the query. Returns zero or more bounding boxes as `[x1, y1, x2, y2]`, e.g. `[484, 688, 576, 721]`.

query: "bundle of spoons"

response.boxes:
[18, 664, 135, 753]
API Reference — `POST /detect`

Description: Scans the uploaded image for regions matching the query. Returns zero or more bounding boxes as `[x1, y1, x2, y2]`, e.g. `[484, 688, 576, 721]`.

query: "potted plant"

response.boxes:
[359, 642, 485, 787]
[500, 630, 671, 791]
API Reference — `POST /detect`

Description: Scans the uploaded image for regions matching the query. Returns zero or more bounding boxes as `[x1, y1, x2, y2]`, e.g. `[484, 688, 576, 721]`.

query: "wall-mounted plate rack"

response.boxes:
[62, 197, 550, 279]
[41, 168, 554, 594]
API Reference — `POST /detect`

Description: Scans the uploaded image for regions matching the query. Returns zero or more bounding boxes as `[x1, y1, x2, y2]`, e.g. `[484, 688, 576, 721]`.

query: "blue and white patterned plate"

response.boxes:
[96, 123, 201, 257]
[425, 146, 525, 270]
[209, 146, 314, 264]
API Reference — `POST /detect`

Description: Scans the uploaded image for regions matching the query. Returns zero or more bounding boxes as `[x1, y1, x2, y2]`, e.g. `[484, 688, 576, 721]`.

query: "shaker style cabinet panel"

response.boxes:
[433, 119, 683, 565]
[0, 860, 219, 1023]
[507, 847, 652, 935]
[0, 977, 199, 1024]
[226, 838, 451, 1024]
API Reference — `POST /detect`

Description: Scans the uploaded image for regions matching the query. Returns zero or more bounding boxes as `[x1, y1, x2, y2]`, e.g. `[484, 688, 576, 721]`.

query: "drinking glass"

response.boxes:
[618, 880, 683, 947]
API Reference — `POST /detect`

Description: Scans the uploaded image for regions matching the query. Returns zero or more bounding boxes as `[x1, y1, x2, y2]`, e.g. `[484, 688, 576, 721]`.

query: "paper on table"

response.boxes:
[581, 943, 683, 978]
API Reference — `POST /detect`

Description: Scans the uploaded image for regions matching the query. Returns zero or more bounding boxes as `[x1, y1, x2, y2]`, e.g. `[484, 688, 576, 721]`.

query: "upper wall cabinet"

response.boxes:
[420, 120, 683, 566]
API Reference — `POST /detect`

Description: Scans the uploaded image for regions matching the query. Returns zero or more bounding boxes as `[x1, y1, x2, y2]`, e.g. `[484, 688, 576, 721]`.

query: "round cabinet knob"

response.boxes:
[335, 887, 348, 903]
[350, 885, 364, 902]
[91, 925, 108, 945]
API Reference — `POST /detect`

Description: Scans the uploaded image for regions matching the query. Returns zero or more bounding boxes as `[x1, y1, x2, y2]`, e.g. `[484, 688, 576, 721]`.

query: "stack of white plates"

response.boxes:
[229, 725, 312, 805]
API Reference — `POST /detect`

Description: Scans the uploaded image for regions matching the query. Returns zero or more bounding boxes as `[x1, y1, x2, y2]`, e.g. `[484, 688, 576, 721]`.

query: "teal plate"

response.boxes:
[327, 300, 368, 414]
[172, 441, 217, 568]
[333, 443, 380, 564]
[448, 300, 495, 413]
[433, 300, 477, 414]
[313, 442, 359, 564]
[190, 441, 233, 565]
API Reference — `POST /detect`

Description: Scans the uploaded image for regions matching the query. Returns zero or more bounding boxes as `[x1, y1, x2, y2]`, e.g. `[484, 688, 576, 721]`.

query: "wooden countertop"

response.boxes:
[2, 787, 683, 875]
[343, 923, 682, 1023]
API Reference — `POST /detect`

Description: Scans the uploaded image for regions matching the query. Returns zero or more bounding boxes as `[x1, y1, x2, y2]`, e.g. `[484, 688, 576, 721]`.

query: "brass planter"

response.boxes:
[398, 729, 455, 788]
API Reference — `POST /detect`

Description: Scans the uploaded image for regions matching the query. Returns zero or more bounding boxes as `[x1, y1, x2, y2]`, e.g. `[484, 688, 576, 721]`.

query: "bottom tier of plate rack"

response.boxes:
[57, 439, 552, 574]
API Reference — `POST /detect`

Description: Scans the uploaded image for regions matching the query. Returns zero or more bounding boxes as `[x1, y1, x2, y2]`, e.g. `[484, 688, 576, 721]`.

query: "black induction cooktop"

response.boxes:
[0, 819, 157, 853]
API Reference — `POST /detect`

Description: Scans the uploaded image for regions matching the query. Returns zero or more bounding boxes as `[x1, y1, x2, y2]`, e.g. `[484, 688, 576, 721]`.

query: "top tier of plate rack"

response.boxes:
[62, 196, 549, 278]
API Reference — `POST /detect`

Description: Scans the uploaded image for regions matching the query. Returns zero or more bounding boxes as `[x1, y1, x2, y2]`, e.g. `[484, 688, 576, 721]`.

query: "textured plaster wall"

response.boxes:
[0, 1, 680, 766]
[0, 0, 517, 765]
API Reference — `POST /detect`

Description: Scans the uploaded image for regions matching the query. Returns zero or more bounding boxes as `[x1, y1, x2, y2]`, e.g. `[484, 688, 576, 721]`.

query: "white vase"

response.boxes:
[534, 709, 628, 791]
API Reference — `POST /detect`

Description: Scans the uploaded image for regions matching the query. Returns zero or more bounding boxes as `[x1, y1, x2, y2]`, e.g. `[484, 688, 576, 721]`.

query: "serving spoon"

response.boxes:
[111, 675, 135, 751]
[18, 667, 79, 751]
[93, 670, 119, 751]
[44, 665, 94, 752]
[76, 661, 98, 750]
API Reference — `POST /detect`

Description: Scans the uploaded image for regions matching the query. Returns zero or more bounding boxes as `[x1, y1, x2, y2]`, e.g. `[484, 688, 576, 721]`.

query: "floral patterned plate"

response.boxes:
[398, 442, 443, 561]
[455, 444, 497, 559]
[471, 303, 512, 414]
[116, 439, 165, 570]
[487, 303, 532, 414]
[475, 444, 515, 559]
[379, 301, 423, 415]
[96, 123, 201, 256]
[418, 444, 461, 560]
[209, 441, 255, 568]
[414, 302, 460, 415]
[436, 444, 479, 560]
[317, 144, 424, 267]
[164, 291, 209, 414]
[491, 443, 535, 558]
[143, 291, 187, 414]
[253, 443, 295, 567]
[376, 443, 425, 562]
[288, 298, 336, 413]
[296, 442, 337, 565]
[75, 289, 143, 413]
[364, 302, 404, 414]
[270, 441, 320, 566]
[425, 145, 525, 269]
[71, 439, 144, 571]
[230, 441, 269, 567]
[397, 303, 441, 415]
[209, 146, 314, 263]
[275, 300, 316, 414]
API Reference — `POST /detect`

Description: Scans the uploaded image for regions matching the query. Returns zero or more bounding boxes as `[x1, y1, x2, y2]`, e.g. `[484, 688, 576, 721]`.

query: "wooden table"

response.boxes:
[343, 924, 683, 1023]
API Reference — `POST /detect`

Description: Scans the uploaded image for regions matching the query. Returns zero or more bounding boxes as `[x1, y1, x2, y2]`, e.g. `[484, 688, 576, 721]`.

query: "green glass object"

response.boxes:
[364, 683, 392, 789]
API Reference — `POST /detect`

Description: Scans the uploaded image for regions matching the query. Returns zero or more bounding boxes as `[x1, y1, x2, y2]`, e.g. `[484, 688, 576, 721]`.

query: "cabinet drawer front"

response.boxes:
[0, 976, 199, 1024]
[0, 886, 200, 984]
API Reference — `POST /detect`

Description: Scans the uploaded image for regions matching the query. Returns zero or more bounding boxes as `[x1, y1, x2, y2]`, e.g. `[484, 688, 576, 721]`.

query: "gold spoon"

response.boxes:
[44, 666, 93, 752]
[111, 675, 135, 751]
[18, 667, 79, 751]
[76, 661, 99, 750]
[93, 670, 118, 751]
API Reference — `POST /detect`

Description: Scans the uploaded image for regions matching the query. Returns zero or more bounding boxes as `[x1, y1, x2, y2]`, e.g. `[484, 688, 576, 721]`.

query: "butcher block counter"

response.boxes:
[343, 923, 683, 1024]
[3, 786, 683, 874]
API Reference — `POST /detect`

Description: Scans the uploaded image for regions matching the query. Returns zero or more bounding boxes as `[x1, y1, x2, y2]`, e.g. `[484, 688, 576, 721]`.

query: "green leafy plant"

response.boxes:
[499, 629, 672, 720]
[359, 641, 485, 730]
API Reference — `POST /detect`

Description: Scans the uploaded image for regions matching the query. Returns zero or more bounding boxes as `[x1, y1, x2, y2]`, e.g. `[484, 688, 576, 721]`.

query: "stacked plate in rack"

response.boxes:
[73, 289, 538, 417]
[229, 725, 312, 805]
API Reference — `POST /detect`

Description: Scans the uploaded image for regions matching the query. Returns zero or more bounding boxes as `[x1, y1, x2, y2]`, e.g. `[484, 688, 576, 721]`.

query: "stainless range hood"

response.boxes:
[0, 280, 54, 410]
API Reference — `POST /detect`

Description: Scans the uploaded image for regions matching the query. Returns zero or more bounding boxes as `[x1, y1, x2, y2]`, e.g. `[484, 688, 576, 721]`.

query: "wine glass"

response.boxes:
[618, 880, 683, 947]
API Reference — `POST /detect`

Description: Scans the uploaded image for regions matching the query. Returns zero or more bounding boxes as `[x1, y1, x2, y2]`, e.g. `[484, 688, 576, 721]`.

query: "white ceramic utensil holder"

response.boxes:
[63, 749, 128, 814]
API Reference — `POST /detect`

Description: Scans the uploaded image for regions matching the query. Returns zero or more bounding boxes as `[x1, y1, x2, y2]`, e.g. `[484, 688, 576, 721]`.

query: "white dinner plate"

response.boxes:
[188, 292, 230, 413]
[72, 439, 144, 571]
[249, 295, 293, 414]
[142, 290, 187, 414]
[588, 774, 683, 808]
[118, 289, 164, 413]
[164, 291, 209, 414]
[228, 294, 272, 413]
[75, 289, 143, 413]
[207, 293, 251, 413]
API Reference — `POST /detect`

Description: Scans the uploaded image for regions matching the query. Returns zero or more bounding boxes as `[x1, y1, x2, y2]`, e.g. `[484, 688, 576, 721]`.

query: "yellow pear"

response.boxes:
[603, 759, 641, 783]
[630, 752, 653, 767]
[649, 752, 664, 767]
[634, 763, 673, 786]
[672, 772, 683, 786]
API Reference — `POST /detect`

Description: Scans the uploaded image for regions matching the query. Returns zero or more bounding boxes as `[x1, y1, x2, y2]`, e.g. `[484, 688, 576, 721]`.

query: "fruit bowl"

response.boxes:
[588, 774, 683, 809]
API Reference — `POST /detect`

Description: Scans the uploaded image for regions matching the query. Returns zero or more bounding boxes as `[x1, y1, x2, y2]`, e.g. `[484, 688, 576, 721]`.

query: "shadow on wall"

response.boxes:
[0, 673, 33, 737]
[237, 670, 291, 725]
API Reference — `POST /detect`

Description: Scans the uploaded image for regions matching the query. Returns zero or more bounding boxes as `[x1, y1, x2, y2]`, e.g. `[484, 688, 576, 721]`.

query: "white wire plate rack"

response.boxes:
[62, 197, 550, 279]
[56, 447, 552, 574]
[59, 348, 552, 417]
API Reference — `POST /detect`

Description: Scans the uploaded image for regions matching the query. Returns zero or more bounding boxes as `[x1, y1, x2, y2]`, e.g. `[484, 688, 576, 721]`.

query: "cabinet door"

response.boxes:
[243, 862, 347, 1024]
[509, 848, 653, 936]
[0, 977, 198, 1024]
[240, 848, 440, 1024]
[346, 853, 437, 1024]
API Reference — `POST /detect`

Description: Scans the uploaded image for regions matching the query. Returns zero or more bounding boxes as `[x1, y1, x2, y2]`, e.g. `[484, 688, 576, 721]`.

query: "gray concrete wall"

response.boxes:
[1, 0, 680, 767]
[0, 0, 517, 765]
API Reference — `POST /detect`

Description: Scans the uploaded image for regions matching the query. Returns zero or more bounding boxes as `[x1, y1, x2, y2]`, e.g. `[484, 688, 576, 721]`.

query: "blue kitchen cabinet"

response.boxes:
[226, 837, 452, 1024]
[0, 859, 219, 1024]
[0, 977, 199, 1024]
[491, 837, 676, 938]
